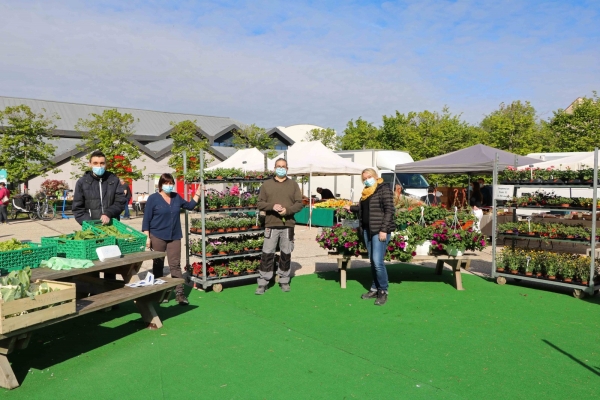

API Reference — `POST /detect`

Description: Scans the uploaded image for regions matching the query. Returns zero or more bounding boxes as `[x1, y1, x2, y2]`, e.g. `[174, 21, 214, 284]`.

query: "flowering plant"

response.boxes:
[385, 236, 414, 262]
[40, 179, 69, 194]
[316, 224, 364, 256]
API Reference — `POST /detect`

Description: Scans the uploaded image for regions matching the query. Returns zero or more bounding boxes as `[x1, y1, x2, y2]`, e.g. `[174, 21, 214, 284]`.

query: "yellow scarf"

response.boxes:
[361, 178, 384, 201]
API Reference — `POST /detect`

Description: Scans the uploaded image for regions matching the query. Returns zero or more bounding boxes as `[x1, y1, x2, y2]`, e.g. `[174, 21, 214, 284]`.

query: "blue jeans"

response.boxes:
[363, 230, 391, 291]
[124, 202, 130, 218]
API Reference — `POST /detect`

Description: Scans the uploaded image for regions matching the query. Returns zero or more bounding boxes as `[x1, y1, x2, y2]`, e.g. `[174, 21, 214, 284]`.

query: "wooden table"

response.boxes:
[329, 253, 472, 291]
[0, 251, 183, 390]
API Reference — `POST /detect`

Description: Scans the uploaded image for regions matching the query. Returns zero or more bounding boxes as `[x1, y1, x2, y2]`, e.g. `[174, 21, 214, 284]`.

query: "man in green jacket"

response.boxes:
[255, 158, 303, 294]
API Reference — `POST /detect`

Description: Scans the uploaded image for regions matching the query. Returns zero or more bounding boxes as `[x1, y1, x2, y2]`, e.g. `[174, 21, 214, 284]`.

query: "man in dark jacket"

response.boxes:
[255, 158, 303, 295]
[72, 150, 127, 226]
[120, 178, 132, 219]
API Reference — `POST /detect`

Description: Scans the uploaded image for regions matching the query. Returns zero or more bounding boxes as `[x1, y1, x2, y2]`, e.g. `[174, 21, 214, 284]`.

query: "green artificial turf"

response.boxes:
[3, 264, 600, 399]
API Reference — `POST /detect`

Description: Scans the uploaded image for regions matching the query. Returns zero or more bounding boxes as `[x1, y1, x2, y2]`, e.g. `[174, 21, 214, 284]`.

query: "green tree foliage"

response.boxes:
[546, 93, 600, 152]
[340, 117, 379, 150]
[378, 107, 484, 161]
[232, 124, 277, 157]
[168, 120, 210, 179]
[480, 100, 543, 155]
[0, 105, 60, 185]
[73, 109, 144, 180]
[304, 127, 340, 150]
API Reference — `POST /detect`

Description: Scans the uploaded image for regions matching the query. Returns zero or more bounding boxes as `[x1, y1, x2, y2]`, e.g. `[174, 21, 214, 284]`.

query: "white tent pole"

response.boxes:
[309, 171, 312, 230]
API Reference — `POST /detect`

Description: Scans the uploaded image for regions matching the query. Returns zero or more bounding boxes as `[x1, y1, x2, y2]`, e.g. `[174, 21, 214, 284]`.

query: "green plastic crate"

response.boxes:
[41, 234, 116, 261]
[0, 242, 58, 275]
[82, 219, 146, 255]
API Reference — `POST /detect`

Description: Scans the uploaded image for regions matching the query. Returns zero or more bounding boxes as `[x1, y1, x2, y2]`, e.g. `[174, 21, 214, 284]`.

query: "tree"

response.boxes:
[377, 107, 484, 161]
[546, 93, 600, 152]
[72, 109, 144, 180]
[168, 120, 210, 179]
[340, 117, 379, 150]
[232, 124, 276, 157]
[480, 100, 543, 155]
[304, 127, 340, 150]
[0, 104, 60, 186]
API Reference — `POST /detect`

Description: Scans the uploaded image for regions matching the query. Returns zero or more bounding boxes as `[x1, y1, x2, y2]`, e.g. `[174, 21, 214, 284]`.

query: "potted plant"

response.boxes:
[545, 255, 557, 280]
[207, 266, 217, 277]
[228, 260, 243, 275]
[206, 194, 220, 210]
[215, 265, 229, 277]
[205, 243, 217, 257]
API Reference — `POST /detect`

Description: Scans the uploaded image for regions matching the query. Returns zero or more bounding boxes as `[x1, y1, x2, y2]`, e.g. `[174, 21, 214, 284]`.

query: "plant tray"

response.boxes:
[0, 243, 58, 276]
[0, 280, 76, 334]
[82, 219, 146, 255]
[41, 234, 116, 261]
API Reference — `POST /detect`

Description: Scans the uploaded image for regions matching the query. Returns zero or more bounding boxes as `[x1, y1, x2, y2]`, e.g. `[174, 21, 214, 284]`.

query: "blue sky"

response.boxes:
[0, 0, 598, 132]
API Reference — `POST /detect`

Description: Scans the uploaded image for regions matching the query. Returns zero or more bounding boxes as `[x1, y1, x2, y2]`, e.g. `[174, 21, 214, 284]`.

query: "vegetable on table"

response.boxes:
[0, 238, 31, 252]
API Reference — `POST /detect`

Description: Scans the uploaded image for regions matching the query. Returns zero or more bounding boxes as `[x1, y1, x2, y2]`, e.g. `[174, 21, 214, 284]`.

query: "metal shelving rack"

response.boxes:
[491, 148, 600, 298]
[183, 150, 265, 292]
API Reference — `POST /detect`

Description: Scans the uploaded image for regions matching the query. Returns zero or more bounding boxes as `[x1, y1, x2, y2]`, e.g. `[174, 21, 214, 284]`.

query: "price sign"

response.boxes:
[495, 185, 514, 200]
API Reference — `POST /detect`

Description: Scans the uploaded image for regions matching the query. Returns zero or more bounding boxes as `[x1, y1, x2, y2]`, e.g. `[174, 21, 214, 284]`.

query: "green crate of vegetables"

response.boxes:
[82, 218, 146, 255]
[41, 231, 116, 261]
[0, 239, 57, 275]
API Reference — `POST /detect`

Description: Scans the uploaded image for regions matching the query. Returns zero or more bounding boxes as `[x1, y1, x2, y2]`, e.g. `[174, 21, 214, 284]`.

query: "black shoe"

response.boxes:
[361, 290, 378, 300]
[374, 290, 388, 306]
[176, 291, 189, 305]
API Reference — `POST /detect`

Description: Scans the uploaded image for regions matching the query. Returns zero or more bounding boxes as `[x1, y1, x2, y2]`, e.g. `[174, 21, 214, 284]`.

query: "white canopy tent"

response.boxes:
[520, 152, 595, 170]
[275, 142, 370, 228]
[206, 148, 269, 172]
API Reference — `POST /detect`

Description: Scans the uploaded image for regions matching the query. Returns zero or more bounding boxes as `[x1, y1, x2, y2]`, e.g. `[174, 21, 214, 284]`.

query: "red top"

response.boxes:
[0, 187, 10, 206]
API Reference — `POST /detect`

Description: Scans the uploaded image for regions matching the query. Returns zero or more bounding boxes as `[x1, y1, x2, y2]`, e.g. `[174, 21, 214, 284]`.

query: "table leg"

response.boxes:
[119, 261, 144, 284]
[435, 260, 444, 275]
[135, 296, 163, 330]
[461, 259, 471, 271]
[0, 337, 19, 390]
[449, 261, 464, 291]
[340, 258, 350, 289]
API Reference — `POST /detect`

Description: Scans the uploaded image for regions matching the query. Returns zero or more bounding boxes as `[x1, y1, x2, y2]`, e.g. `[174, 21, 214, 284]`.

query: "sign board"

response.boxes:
[0, 169, 7, 184]
[495, 185, 514, 201]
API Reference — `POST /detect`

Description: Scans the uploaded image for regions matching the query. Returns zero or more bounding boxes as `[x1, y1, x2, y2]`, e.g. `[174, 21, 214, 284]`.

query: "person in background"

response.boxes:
[120, 179, 132, 219]
[0, 182, 10, 225]
[316, 187, 335, 200]
[470, 182, 484, 208]
[72, 150, 127, 225]
[142, 173, 202, 306]
[420, 185, 438, 206]
[255, 158, 303, 295]
[478, 178, 492, 206]
[344, 168, 396, 306]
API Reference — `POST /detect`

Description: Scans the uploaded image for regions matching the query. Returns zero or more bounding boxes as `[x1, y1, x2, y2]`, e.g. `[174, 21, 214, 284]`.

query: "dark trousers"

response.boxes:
[149, 234, 183, 292]
[0, 205, 7, 223]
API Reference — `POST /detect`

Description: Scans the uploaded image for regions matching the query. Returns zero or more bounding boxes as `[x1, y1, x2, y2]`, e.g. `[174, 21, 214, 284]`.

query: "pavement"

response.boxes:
[3, 213, 496, 287]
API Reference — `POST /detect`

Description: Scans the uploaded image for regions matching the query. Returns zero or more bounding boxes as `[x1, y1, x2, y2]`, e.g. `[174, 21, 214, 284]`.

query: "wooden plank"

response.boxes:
[76, 277, 184, 316]
[0, 337, 16, 355]
[135, 298, 162, 329]
[31, 251, 166, 281]
[1, 303, 76, 334]
[0, 354, 19, 389]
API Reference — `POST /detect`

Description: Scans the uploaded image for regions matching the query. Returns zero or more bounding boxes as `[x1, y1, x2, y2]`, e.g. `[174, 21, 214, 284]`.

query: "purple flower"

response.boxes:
[480, 240, 486, 246]
[431, 240, 438, 245]
[333, 238, 339, 243]
[345, 242, 351, 248]
[437, 244, 443, 250]
[399, 242, 406, 249]
[342, 232, 347, 237]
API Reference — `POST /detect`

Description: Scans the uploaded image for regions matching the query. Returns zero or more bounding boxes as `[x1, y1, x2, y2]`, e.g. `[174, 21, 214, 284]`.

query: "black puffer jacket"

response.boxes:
[350, 182, 396, 234]
[72, 171, 126, 225]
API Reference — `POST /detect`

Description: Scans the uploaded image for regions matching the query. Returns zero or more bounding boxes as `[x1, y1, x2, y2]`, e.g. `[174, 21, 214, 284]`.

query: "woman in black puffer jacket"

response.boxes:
[344, 168, 396, 306]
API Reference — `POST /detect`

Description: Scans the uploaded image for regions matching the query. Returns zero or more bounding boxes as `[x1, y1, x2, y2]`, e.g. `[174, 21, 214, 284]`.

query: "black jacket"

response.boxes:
[350, 183, 396, 234]
[72, 171, 126, 225]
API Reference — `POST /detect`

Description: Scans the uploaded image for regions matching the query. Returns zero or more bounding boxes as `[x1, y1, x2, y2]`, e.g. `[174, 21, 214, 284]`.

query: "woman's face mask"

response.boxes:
[162, 185, 175, 194]
[363, 177, 376, 187]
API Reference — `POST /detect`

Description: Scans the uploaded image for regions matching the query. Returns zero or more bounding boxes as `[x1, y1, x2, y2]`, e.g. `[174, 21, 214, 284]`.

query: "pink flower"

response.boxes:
[431, 240, 438, 245]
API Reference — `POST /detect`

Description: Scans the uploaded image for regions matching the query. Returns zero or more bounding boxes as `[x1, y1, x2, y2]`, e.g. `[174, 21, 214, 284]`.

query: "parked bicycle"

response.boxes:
[10, 192, 56, 221]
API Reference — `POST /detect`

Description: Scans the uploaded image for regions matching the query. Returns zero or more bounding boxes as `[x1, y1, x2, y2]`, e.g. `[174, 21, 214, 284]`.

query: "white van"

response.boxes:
[310, 150, 429, 202]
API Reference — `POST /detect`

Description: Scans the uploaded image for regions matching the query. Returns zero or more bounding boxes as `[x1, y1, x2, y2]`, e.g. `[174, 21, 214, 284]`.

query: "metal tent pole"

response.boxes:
[183, 151, 190, 271]
[200, 150, 207, 289]
[491, 153, 499, 278]
[589, 147, 598, 294]
[309, 171, 312, 230]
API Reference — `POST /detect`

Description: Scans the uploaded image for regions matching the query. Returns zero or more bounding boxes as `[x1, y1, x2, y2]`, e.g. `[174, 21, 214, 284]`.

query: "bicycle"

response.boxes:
[10, 192, 56, 221]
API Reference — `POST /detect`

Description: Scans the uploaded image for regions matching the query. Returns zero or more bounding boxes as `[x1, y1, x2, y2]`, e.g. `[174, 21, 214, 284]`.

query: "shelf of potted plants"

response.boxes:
[184, 150, 269, 292]
[491, 152, 600, 298]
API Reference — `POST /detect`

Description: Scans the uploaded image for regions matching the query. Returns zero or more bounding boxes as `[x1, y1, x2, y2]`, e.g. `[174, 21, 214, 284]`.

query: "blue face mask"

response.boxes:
[363, 177, 376, 187]
[92, 166, 105, 176]
[275, 167, 287, 178]
[162, 185, 174, 194]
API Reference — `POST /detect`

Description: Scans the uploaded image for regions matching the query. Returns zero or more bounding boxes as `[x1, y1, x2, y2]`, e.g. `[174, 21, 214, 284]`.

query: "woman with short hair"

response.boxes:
[344, 168, 396, 305]
[142, 173, 202, 305]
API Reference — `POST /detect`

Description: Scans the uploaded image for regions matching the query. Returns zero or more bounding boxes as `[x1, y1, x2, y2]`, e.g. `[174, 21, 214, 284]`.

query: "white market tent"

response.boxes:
[273, 141, 370, 228]
[206, 148, 269, 172]
[520, 152, 595, 170]
[281, 142, 369, 176]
